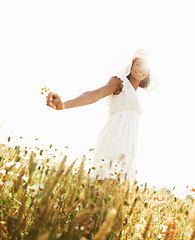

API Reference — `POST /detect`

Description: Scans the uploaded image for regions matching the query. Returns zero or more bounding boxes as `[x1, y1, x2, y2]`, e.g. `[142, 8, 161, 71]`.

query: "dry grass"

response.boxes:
[0, 143, 195, 240]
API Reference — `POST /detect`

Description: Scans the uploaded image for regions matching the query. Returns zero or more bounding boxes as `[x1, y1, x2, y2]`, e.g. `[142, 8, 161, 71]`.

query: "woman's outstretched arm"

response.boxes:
[47, 76, 122, 110]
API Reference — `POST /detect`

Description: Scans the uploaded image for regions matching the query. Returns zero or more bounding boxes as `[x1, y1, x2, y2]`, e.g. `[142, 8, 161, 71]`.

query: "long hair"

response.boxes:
[139, 74, 150, 89]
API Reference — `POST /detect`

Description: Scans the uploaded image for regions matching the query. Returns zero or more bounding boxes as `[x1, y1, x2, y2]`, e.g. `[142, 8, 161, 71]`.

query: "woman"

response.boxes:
[46, 49, 159, 180]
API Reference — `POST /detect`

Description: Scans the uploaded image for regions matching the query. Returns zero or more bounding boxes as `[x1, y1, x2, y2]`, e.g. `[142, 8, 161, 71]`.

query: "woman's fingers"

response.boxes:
[46, 92, 53, 106]
[52, 97, 63, 110]
[46, 92, 61, 110]
[46, 92, 54, 107]
[52, 93, 60, 98]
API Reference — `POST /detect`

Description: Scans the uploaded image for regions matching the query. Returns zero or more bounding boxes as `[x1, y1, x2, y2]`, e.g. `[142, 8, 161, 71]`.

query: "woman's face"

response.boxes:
[130, 58, 149, 81]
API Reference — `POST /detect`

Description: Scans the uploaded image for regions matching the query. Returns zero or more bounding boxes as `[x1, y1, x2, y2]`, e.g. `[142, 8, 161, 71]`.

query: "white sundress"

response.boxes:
[92, 74, 143, 180]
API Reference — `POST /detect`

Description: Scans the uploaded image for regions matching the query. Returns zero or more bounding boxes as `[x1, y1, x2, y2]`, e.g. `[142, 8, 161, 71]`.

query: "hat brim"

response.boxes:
[117, 50, 160, 91]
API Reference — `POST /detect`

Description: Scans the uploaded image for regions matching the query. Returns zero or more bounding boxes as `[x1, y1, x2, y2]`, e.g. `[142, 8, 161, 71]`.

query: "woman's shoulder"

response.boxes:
[111, 74, 127, 80]
[110, 75, 126, 85]
[109, 75, 124, 83]
[109, 76, 124, 93]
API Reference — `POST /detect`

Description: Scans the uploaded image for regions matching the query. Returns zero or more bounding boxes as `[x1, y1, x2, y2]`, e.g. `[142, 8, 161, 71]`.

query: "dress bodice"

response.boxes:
[107, 75, 143, 116]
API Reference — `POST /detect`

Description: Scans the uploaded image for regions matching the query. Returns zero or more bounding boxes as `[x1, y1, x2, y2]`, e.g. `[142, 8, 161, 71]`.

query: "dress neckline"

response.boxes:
[125, 76, 137, 92]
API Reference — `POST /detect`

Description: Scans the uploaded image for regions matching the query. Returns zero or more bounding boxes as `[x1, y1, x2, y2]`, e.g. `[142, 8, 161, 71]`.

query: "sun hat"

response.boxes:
[117, 49, 160, 91]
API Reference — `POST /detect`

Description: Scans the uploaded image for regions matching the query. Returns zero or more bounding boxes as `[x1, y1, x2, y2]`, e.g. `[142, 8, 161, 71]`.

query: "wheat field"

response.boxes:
[0, 143, 195, 240]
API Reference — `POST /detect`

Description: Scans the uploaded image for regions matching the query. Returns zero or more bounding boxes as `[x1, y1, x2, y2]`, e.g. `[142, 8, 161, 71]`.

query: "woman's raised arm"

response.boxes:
[47, 76, 122, 110]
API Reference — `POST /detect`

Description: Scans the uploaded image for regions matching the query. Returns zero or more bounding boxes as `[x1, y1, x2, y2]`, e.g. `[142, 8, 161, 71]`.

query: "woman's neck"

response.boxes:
[127, 74, 140, 91]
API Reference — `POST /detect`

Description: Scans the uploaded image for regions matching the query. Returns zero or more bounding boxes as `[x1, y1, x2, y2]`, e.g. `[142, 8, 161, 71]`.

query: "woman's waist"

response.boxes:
[109, 108, 142, 116]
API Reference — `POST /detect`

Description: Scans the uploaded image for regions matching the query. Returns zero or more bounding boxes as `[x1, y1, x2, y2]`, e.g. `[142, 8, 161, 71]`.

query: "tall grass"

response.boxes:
[0, 143, 195, 240]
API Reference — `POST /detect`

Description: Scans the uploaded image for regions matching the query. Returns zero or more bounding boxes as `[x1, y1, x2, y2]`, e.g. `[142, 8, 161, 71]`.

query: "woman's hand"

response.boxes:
[46, 92, 64, 110]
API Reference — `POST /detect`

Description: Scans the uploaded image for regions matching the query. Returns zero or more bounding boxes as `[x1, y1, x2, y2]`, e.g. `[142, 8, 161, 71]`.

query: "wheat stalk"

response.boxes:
[141, 211, 153, 239]
[94, 208, 117, 240]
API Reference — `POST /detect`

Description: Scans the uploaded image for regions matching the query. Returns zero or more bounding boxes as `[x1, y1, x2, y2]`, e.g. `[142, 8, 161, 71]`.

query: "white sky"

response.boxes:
[1, 0, 195, 196]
